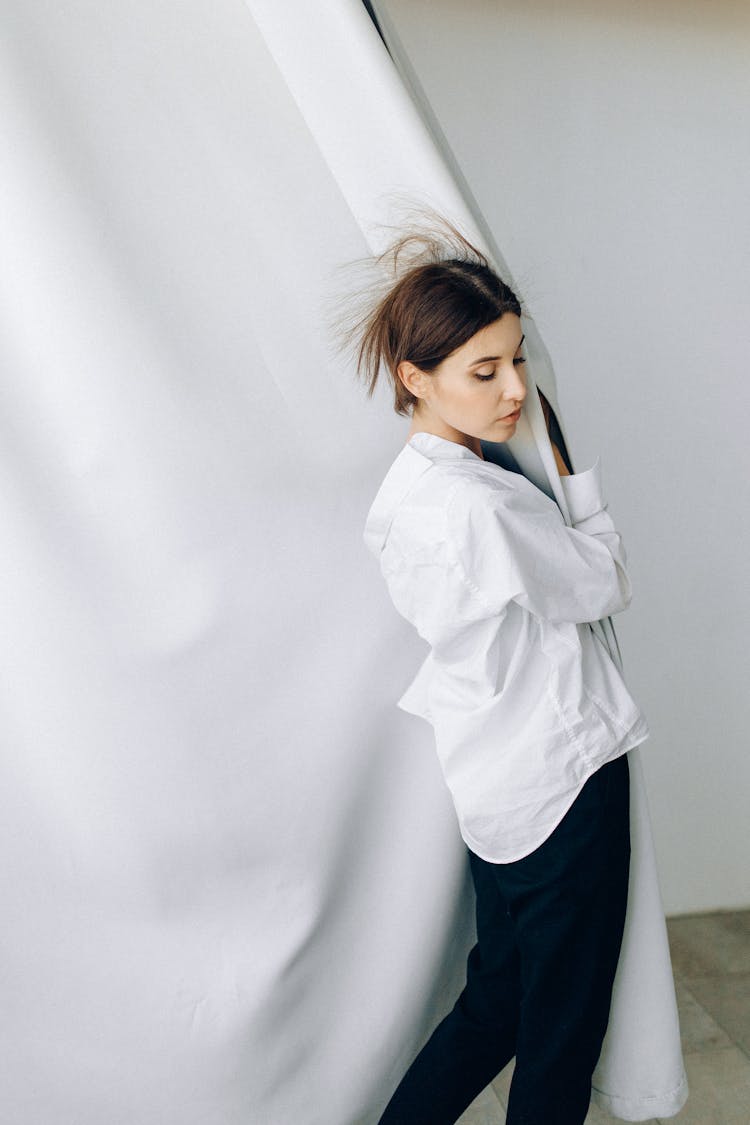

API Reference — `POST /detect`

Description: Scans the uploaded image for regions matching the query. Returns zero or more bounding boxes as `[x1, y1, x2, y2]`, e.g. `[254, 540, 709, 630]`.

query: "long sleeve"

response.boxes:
[447, 458, 633, 625]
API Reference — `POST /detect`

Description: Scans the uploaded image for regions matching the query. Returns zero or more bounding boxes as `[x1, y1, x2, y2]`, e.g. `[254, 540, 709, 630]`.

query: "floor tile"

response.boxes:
[456, 1083, 505, 1124]
[683, 974, 750, 1057]
[726, 910, 750, 938]
[666, 912, 750, 978]
[674, 980, 734, 1053]
[660, 1046, 750, 1123]
[489, 1058, 514, 1108]
[587, 1099, 658, 1124]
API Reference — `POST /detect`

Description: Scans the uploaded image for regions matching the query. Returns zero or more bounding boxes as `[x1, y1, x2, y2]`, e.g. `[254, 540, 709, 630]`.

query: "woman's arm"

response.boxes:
[447, 465, 633, 626]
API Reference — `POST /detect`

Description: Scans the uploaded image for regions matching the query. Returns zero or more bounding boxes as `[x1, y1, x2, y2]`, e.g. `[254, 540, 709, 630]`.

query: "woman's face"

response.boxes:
[400, 314, 528, 451]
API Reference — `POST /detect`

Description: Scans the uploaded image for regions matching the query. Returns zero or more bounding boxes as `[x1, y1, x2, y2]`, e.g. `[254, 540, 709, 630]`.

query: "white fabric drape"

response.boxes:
[0, 0, 685, 1121]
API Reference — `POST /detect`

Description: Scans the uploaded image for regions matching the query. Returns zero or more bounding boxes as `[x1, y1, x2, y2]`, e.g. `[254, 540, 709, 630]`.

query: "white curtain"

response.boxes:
[0, 1, 685, 1121]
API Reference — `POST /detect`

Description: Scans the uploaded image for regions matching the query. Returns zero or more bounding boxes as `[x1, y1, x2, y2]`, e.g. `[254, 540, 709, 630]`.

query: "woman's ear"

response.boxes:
[397, 360, 426, 401]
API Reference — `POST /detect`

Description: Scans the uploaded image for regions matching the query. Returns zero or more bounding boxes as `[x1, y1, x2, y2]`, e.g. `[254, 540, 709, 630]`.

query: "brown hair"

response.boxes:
[330, 205, 523, 417]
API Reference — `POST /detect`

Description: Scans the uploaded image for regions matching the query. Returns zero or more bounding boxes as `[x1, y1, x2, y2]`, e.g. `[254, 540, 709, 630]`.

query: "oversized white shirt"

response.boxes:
[363, 430, 650, 863]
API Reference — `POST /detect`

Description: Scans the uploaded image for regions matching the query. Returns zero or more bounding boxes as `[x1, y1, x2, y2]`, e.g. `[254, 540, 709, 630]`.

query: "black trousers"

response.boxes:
[378, 753, 631, 1125]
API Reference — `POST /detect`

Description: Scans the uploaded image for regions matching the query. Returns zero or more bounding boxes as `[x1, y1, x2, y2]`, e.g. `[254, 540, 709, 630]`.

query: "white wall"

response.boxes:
[378, 0, 750, 914]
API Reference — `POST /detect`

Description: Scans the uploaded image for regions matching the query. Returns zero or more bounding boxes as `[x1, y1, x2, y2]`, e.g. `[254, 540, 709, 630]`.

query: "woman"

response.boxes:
[350, 217, 651, 1125]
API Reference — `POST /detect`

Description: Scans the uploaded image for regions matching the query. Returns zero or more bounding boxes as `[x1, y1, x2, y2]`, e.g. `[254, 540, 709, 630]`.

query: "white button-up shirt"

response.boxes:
[363, 431, 650, 862]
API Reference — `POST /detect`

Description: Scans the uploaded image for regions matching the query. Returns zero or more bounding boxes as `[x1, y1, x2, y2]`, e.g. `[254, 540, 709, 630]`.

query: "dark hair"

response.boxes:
[330, 206, 523, 417]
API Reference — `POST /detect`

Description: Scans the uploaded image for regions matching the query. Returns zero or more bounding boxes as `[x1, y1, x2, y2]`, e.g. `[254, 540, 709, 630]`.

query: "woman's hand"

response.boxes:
[538, 389, 570, 477]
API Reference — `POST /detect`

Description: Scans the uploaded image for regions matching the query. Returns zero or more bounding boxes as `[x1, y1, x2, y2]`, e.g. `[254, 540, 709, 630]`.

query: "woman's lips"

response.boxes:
[499, 410, 521, 423]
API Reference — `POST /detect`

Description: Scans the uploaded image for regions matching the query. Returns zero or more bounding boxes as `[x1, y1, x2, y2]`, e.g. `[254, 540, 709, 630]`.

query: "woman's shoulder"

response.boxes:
[433, 460, 546, 513]
[402, 462, 543, 541]
[399, 433, 541, 511]
[419, 457, 520, 495]
[435, 465, 564, 559]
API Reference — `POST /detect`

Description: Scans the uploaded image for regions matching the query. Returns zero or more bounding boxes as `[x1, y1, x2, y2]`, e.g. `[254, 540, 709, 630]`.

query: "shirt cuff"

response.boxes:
[559, 455, 606, 524]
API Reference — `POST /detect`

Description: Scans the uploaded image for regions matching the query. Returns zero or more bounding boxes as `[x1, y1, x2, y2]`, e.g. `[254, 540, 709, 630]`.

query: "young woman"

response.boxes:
[350, 218, 651, 1125]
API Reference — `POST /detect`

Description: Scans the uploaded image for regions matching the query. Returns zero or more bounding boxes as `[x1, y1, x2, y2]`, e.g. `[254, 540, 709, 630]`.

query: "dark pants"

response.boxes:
[378, 753, 631, 1125]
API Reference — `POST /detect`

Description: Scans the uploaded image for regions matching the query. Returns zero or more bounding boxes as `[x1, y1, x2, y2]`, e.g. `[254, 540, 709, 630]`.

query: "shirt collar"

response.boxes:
[407, 432, 484, 463]
[363, 433, 482, 557]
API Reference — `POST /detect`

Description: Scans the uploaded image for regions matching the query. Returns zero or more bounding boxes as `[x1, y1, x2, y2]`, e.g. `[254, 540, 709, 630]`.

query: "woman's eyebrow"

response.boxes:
[468, 334, 525, 367]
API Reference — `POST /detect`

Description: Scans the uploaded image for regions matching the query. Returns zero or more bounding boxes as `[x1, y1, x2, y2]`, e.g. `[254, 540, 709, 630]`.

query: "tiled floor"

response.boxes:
[455, 910, 750, 1124]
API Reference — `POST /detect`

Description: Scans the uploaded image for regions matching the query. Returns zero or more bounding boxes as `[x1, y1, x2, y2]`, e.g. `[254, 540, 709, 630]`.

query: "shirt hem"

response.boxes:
[457, 728, 649, 865]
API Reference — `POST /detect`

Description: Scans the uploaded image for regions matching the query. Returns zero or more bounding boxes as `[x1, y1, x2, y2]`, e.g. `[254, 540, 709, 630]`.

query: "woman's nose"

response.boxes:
[504, 368, 527, 401]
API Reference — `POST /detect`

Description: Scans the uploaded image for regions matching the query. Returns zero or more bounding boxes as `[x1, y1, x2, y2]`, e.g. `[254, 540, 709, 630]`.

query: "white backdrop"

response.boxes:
[376, 0, 750, 915]
[1, 1, 686, 1121]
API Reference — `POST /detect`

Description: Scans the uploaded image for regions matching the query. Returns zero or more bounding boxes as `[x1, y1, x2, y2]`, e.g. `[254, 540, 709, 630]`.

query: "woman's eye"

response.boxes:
[475, 356, 526, 382]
